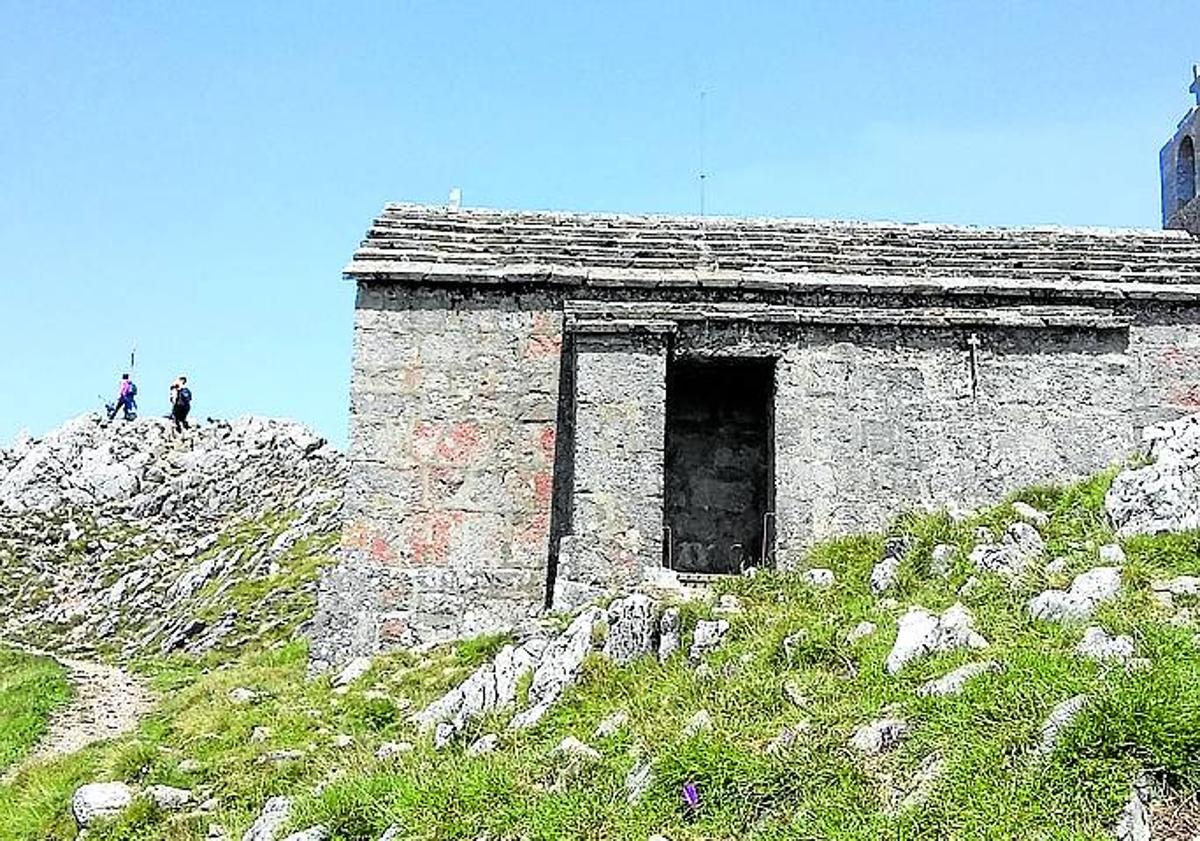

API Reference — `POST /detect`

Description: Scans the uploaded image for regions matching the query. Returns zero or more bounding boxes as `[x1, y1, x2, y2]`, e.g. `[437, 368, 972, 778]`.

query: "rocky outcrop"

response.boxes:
[72, 782, 133, 828]
[1107, 413, 1200, 536]
[1028, 568, 1122, 623]
[0, 414, 344, 658]
[885, 604, 988, 674]
[970, 523, 1044, 579]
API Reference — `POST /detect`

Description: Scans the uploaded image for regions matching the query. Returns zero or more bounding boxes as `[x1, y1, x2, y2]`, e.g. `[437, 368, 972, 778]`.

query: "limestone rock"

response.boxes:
[243, 796, 293, 841]
[332, 657, 371, 688]
[553, 736, 601, 762]
[885, 603, 988, 674]
[375, 741, 413, 760]
[1098, 543, 1127, 566]
[1036, 695, 1089, 755]
[870, 537, 909, 595]
[1107, 413, 1200, 536]
[1012, 501, 1050, 527]
[802, 568, 836, 588]
[510, 607, 604, 730]
[1028, 567, 1122, 622]
[625, 760, 653, 804]
[144, 784, 192, 811]
[419, 639, 540, 740]
[846, 621, 877, 644]
[689, 619, 730, 663]
[228, 687, 258, 705]
[657, 607, 681, 662]
[467, 734, 499, 756]
[682, 710, 713, 738]
[1114, 772, 1154, 841]
[280, 829, 328, 841]
[603, 593, 658, 664]
[970, 522, 1044, 579]
[714, 594, 743, 615]
[594, 711, 629, 739]
[849, 717, 909, 754]
[930, 544, 957, 577]
[1076, 626, 1135, 664]
[72, 782, 134, 827]
[917, 660, 1001, 697]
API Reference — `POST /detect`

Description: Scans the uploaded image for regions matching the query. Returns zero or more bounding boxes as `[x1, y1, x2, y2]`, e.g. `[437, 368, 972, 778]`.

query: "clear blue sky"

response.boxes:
[2, 2, 1196, 448]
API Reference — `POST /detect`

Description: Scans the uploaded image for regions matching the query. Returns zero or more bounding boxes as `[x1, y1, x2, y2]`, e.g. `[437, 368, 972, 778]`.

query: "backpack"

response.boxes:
[177, 387, 192, 407]
[127, 382, 137, 398]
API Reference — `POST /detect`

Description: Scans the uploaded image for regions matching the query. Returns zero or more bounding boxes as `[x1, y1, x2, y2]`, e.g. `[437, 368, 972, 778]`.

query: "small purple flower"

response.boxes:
[682, 781, 700, 812]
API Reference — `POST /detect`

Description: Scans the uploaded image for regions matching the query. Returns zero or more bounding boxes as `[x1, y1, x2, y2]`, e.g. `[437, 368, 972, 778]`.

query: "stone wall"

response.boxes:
[313, 284, 563, 656]
[551, 329, 668, 610]
[772, 325, 1134, 557]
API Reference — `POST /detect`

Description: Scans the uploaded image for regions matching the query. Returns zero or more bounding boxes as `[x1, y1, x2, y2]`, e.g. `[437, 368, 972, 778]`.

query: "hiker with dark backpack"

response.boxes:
[106, 374, 138, 421]
[169, 376, 192, 432]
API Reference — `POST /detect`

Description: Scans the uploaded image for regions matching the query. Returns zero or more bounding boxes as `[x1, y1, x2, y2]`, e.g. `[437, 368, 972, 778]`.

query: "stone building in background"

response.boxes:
[310, 69, 1200, 662]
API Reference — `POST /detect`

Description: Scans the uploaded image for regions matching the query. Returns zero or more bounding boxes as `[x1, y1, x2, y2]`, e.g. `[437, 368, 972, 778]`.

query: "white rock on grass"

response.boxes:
[332, 656, 371, 688]
[1114, 772, 1154, 841]
[1107, 413, 1200, 536]
[242, 796, 293, 841]
[1028, 567, 1122, 622]
[375, 741, 413, 760]
[510, 607, 604, 730]
[688, 619, 730, 663]
[849, 718, 909, 755]
[917, 661, 1002, 697]
[593, 711, 629, 739]
[625, 760, 653, 804]
[1099, 543, 1127, 566]
[970, 522, 1044, 579]
[846, 621, 877, 644]
[870, 538, 909, 596]
[1076, 626, 1135, 664]
[1012, 501, 1050, 527]
[658, 607, 682, 661]
[378, 827, 401, 841]
[885, 603, 988, 674]
[280, 829, 328, 841]
[602, 593, 658, 664]
[682, 710, 713, 738]
[467, 734, 499, 757]
[897, 752, 946, 812]
[552, 736, 601, 762]
[144, 784, 192, 811]
[72, 782, 134, 827]
[1036, 695, 1089, 755]
[930, 544, 957, 577]
[802, 568, 836, 588]
[228, 687, 258, 705]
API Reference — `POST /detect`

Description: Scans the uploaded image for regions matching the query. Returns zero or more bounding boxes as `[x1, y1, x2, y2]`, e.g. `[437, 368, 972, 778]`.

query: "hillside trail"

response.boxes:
[2, 643, 153, 782]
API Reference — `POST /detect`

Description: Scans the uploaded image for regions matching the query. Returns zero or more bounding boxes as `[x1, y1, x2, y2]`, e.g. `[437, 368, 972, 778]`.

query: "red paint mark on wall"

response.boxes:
[405, 511, 465, 565]
[532, 471, 554, 505]
[1170, 384, 1200, 409]
[378, 618, 411, 646]
[412, 420, 483, 466]
[342, 522, 397, 563]
[538, 426, 557, 463]
[515, 511, 550, 546]
[1160, 347, 1197, 367]
[525, 334, 562, 359]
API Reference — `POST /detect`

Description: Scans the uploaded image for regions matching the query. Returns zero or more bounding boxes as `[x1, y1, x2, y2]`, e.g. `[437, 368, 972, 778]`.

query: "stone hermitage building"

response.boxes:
[311, 70, 1200, 660]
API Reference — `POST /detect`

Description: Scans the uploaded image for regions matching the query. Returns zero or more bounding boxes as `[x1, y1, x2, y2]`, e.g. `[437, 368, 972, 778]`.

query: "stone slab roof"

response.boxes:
[346, 204, 1200, 300]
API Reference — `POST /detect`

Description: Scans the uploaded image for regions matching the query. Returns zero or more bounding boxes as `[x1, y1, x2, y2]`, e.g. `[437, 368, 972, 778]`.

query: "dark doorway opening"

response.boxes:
[664, 357, 775, 574]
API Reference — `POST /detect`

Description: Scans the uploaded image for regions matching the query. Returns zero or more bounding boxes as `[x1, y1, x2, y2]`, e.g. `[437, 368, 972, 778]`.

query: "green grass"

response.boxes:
[0, 648, 71, 774]
[3, 470, 1200, 839]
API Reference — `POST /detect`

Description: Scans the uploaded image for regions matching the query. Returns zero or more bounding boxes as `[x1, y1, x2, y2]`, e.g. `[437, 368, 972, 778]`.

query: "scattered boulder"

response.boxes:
[280, 829, 328, 841]
[1028, 567, 1122, 622]
[603, 593, 658, 664]
[228, 687, 258, 706]
[1076, 626, 1134, 664]
[419, 638, 541, 740]
[72, 782, 134, 828]
[930, 544, 957, 577]
[144, 784, 192, 811]
[846, 621, 877, 644]
[1098, 543, 1127, 566]
[467, 734, 499, 757]
[894, 752, 946, 812]
[885, 603, 988, 674]
[658, 607, 682, 661]
[682, 710, 713, 738]
[332, 656, 371, 688]
[510, 607, 604, 730]
[871, 538, 909, 596]
[594, 711, 629, 739]
[689, 619, 730, 663]
[553, 736, 601, 762]
[1107, 413, 1200, 536]
[1036, 695, 1089, 755]
[917, 660, 1002, 697]
[802, 568, 836, 588]
[849, 717, 909, 755]
[714, 594, 743, 615]
[626, 760, 654, 804]
[1012, 501, 1050, 528]
[242, 796, 293, 841]
[970, 523, 1044, 579]
[375, 741, 413, 760]
[1114, 772, 1154, 841]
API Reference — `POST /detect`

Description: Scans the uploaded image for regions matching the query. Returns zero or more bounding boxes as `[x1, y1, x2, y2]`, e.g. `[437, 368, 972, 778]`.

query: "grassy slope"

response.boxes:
[2, 470, 1200, 839]
[0, 648, 71, 774]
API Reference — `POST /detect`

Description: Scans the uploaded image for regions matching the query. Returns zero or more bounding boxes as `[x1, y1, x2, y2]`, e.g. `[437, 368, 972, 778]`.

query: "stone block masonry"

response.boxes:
[312, 198, 1200, 663]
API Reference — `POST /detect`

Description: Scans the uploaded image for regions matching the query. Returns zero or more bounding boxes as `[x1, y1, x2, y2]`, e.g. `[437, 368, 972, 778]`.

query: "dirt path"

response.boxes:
[3, 645, 153, 778]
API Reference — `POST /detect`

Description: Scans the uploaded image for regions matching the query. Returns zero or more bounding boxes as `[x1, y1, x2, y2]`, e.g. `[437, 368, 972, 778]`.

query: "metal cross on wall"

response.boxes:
[1192, 64, 1200, 107]
[967, 333, 981, 401]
